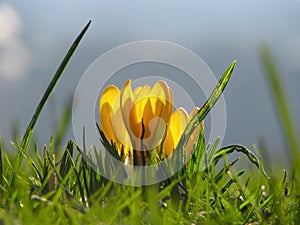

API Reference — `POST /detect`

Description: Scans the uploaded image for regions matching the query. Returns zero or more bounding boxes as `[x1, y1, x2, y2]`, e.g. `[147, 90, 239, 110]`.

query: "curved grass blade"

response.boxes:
[214, 144, 269, 178]
[260, 46, 300, 170]
[176, 60, 236, 153]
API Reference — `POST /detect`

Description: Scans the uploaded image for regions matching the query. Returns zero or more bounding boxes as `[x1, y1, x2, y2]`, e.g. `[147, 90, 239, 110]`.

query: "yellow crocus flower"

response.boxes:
[99, 80, 201, 165]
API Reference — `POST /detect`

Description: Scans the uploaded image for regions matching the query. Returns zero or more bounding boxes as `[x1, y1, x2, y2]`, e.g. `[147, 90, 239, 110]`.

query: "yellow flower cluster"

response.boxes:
[99, 80, 202, 164]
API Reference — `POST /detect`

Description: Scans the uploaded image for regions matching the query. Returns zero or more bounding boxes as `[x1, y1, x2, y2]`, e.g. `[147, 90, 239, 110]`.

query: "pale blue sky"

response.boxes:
[0, 1, 299, 164]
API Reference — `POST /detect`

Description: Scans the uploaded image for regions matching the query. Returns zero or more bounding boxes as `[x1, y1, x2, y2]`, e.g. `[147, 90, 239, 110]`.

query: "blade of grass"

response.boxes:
[197, 137, 220, 172]
[214, 158, 240, 184]
[187, 130, 205, 178]
[207, 137, 220, 165]
[213, 144, 269, 178]
[221, 170, 245, 193]
[177, 60, 236, 153]
[11, 20, 91, 185]
[34, 143, 43, 168]
[260, 46, 300, 170]
[20, 20, 91, 152]
[82, 127, 90, 200]
[59, 140, 74, 178]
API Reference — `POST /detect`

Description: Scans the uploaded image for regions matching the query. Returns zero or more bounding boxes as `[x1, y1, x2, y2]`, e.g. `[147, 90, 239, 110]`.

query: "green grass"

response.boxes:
[0, 22, 299, 224]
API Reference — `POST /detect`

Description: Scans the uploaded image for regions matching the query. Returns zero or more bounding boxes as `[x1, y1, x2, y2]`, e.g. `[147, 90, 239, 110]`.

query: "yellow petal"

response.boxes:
[111, 92, 133, 154]
[133, 86, 142, 98]
[119, 80, 148, 154]
[100, 85, 120, 113]
[163, 108, 188, 156]
[99, 85, 120, 146]
[148, 81, 173, 149]
[130, 84, 152, 145]
[131, 84, 151, 125]
[99, 84, 133, 156]
[150, 80, 173, 120]
[120, 80, 134, 135]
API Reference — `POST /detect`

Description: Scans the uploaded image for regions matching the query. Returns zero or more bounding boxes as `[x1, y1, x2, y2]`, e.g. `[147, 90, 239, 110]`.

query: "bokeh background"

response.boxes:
[0, 1, 299, 165]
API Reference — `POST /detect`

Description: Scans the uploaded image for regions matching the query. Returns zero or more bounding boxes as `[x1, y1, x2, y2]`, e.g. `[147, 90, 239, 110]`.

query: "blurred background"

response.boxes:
[0, 1, 299, 165]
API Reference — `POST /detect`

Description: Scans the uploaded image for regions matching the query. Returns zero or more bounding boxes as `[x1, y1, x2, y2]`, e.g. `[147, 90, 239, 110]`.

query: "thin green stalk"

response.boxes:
[20, 20, 91, 151]
[260, 46, 300, 170]
[13, 20, 91, 184]
[177, 60, 236, 152]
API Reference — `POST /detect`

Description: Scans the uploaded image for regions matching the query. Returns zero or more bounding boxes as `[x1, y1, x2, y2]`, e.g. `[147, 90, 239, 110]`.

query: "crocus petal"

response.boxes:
[148, 81, 173, 149]
[133, 86, 143, 98]
[129, 85, 151, 141]
[163, 108, 188, 156]
[120, 80, 135, 137]
[111, 91, 133, 154]
[99, 85, 120, 146]
[140, 98, 155, 149]
[134, 85, 151, 122]
[150, 80, 173, 120]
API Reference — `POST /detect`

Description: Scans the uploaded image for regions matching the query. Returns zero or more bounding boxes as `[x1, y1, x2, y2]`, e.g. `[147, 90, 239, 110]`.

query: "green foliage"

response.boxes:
[2, 130, 294, 224]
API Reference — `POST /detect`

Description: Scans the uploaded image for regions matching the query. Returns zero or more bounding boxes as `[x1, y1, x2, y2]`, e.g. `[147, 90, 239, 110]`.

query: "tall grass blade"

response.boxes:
[82, 128, 90, 200]
[20, 20, 91, 152]
[177, 60, 236, 153]
[59, 140, 74, 178]
[11, 20, 91, 185]
[260, 46, 300, 170]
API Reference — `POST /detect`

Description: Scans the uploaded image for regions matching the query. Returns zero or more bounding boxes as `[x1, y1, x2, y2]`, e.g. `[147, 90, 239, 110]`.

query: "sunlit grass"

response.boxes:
[0, 22, 299, 224]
